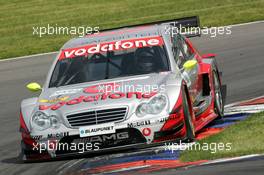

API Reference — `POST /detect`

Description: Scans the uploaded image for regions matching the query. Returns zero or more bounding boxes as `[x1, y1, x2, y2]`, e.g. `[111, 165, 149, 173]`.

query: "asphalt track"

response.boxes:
[0, 22, 263, 175]
[149, 155, 264, 175]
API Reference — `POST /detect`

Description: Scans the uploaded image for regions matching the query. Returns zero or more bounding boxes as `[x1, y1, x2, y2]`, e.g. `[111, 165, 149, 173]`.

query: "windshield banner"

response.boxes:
[59, 36, 163, 60]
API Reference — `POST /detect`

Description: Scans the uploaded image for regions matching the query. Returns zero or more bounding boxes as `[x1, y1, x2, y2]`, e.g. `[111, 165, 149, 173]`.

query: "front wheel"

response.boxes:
[182, 90, 195, 142]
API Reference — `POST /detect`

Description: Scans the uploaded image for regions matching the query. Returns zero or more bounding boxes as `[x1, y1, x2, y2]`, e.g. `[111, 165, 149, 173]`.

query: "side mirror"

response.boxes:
[183, 60, 197, 70]
[202, 53, 216, 58]
[26, 82, 42, 92]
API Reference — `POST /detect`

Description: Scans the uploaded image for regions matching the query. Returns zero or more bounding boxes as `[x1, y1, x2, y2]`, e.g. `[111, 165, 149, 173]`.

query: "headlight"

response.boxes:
[50, 115, 61, 129]
[136, 95, 167, 117]
[31, 111, 61, 131]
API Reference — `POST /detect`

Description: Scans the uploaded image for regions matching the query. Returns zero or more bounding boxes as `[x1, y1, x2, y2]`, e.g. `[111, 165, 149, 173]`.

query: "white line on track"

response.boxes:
[201, 154, 263, 165]
[175, 154, 264, 170]
[226, 20, 264, 27]
[105, 165, 151, 173]
[57, 158, 85, 175]
[0, 51, 58, 62]
[56, 159, 77, 172]
[1, 20, 264, 62]
[225, 95, 264, 107]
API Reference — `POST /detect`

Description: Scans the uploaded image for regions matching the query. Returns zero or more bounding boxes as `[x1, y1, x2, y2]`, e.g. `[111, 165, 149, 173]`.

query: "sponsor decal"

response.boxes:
[77, 132, 129, 143]
[39, 96, 69, 103]
[156, 114, 178, 123]
[142, 128, 151, 136]
[47, 132, 69, 138]
[79, 123, 115, 137]
[59, 36, 163, 60]
[49, 88, 82, 97]
[127, 120, 151, 128]
[31, 135, 43, 140]
[84, 83, 120, 94]
[39, 91, 157, 111]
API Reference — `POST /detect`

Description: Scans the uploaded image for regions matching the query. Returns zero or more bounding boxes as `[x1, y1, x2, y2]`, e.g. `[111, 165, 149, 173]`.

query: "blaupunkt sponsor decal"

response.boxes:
[79, 123, 116, 137]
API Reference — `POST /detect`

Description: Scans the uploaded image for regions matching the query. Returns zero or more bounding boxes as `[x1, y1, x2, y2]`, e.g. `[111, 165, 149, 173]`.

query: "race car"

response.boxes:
[19, 16, 225, 161]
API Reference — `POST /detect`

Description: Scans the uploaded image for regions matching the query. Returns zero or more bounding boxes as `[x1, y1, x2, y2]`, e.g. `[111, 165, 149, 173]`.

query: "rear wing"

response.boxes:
[89, 16, 201, 38]
[162, 16, 201, 37]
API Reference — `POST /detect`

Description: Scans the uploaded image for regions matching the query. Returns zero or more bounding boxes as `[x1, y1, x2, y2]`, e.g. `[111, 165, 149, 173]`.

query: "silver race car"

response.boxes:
[19, 17, 225, 161]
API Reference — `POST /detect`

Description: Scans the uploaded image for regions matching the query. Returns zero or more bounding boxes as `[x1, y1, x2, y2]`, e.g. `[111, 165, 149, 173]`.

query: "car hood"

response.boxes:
[36, 72, 183, 122]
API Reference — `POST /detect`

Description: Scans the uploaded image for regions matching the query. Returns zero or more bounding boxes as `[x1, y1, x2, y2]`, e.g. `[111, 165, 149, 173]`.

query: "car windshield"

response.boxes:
[49, 40, 169, 88]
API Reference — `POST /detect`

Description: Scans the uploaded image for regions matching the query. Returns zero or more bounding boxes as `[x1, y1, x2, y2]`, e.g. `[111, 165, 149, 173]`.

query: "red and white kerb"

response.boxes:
[59, 36, 164, 60]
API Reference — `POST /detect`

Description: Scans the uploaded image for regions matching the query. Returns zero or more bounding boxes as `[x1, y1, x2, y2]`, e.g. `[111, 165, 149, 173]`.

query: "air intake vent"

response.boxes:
[66, 107, 127, 127]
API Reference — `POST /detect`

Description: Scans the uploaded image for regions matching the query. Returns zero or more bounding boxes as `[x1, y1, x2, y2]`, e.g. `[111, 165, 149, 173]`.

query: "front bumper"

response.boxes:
[22, 115, 186, 160]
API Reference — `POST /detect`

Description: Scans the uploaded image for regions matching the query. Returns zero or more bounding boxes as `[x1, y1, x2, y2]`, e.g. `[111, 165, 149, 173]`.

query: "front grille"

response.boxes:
[66, 107, 127, 127]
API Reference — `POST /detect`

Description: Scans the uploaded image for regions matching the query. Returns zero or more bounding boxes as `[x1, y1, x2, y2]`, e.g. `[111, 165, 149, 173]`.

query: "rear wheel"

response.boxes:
[213, 71, 224, 118]
[182, 90, 195, 142]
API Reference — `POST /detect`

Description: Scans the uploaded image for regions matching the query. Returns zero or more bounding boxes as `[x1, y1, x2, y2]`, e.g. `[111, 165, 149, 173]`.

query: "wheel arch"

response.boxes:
[20, 97, 38, 132]
[200, 58, 222, 95]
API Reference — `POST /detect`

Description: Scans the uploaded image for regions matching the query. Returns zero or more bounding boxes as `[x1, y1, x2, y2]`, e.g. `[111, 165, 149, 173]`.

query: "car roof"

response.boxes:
[61, 24, 170, 50]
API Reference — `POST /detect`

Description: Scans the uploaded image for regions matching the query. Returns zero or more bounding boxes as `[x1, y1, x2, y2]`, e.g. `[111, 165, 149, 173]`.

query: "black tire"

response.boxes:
[182, 90, 195, 142]
[20, 141, 39, 163]
[20, 141, 31, 162]
[213, 71, 224, 118]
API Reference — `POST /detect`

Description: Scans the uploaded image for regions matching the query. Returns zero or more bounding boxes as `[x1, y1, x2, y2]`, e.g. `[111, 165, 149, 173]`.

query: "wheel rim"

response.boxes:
[187, 108, 195, 136]
[213, 72, 223, 115]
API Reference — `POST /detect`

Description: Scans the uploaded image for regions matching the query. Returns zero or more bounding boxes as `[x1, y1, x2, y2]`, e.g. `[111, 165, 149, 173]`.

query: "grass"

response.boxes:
[1, 0, 264, 59]
[180, 112, 264, 162]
